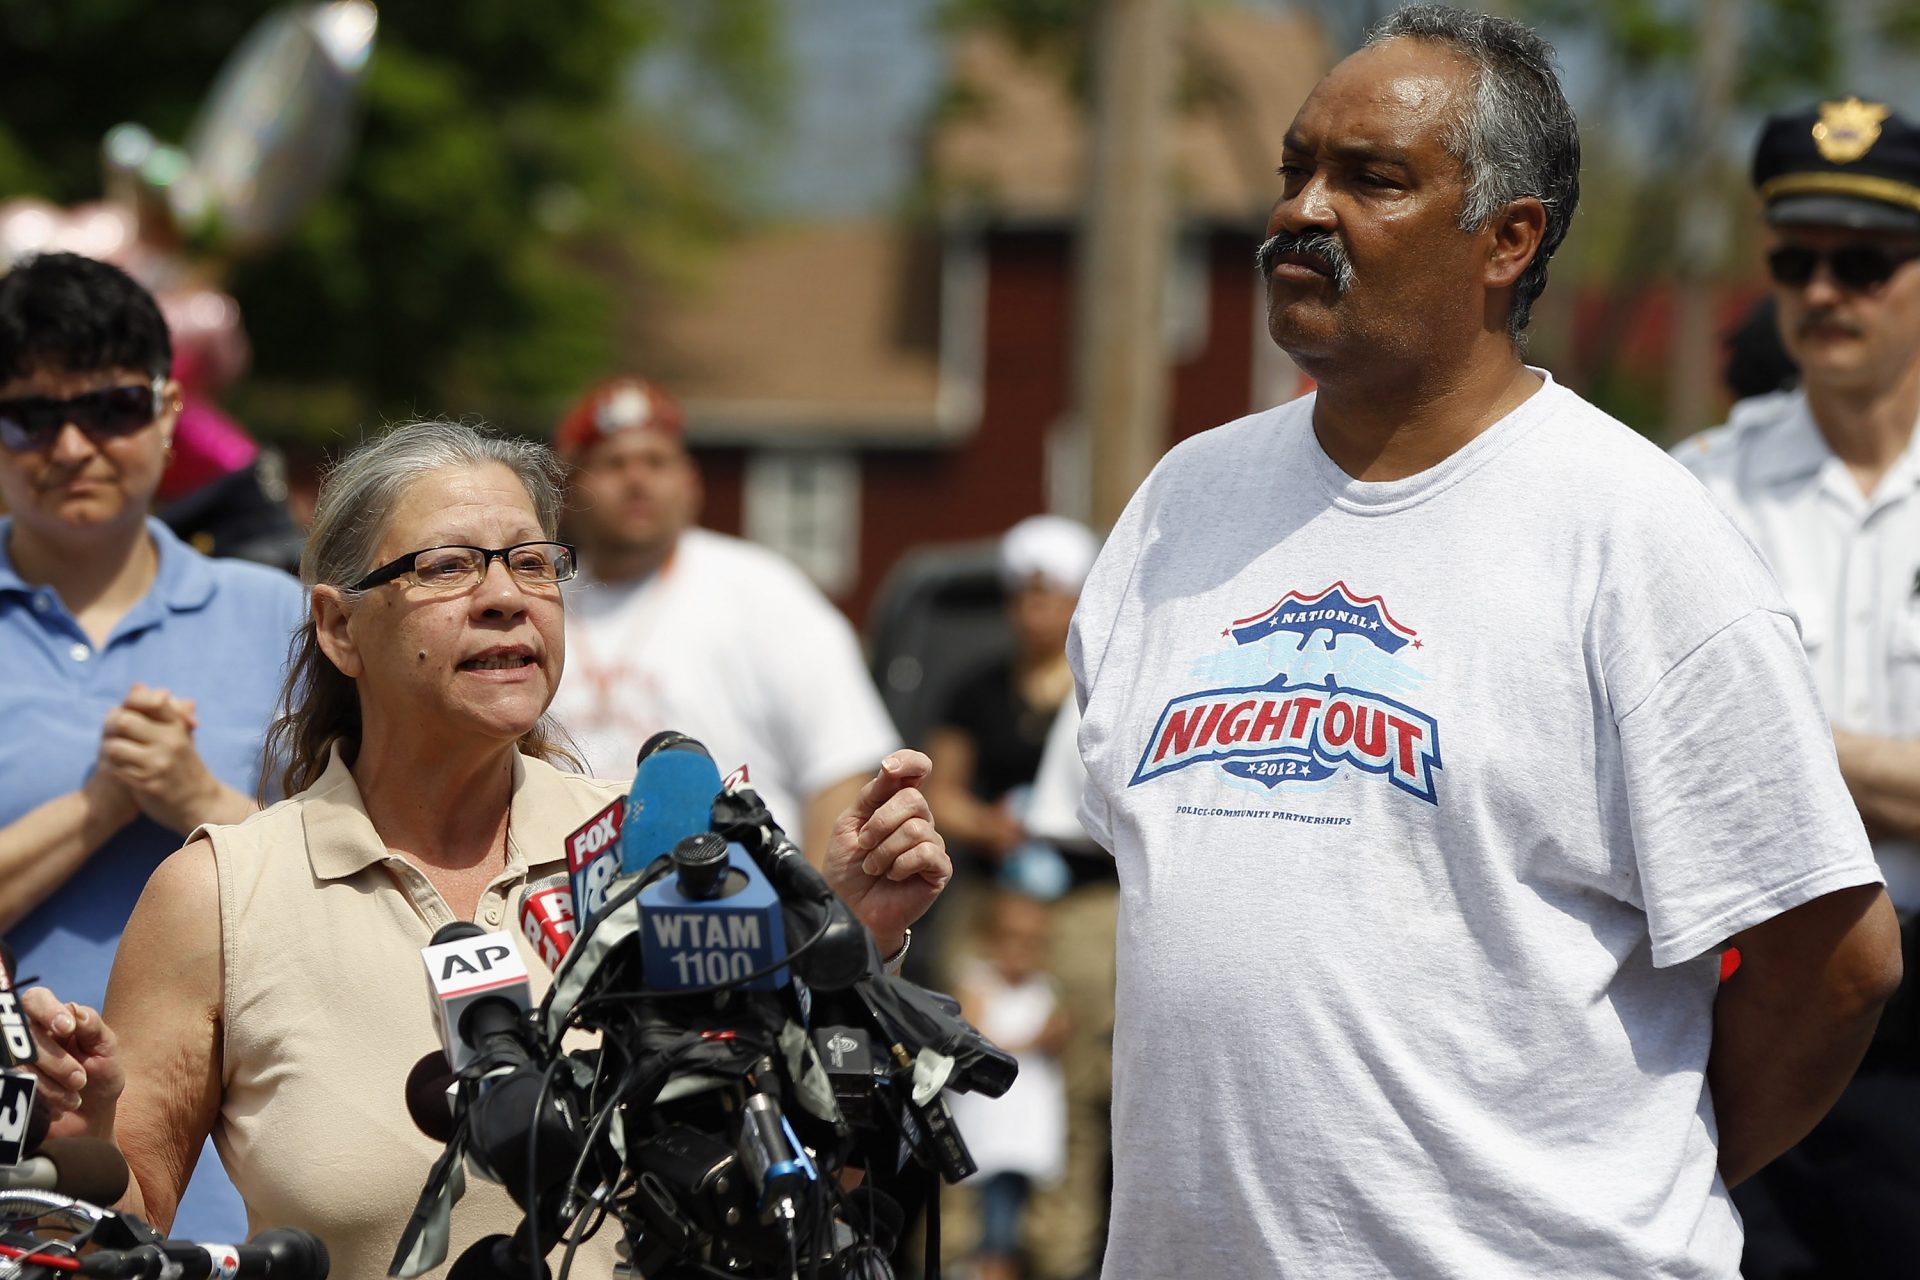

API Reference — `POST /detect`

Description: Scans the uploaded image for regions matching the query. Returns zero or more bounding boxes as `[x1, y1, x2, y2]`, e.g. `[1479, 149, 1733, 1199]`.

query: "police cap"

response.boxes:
[1752, 97, 1920, 232]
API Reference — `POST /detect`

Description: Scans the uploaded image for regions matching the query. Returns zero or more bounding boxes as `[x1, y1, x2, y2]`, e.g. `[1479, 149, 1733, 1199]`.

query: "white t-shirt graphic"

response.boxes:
[1071, 374, 1881, 1279]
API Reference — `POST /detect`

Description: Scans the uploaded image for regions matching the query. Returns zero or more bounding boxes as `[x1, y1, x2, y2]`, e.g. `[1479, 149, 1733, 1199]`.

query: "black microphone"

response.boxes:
[709, 788, 833, 906]
[462, 1068, 584, 1203]
[78, 1227, 330, 1280]
[425, 922, 536, 1074]
[710, 787, 873, 990]
[446, 1227, 552, 1280]
[0, 1135, 130, 1202]
[26, 1089, 49, 1152]
[840, 1185, 905, 1256]
[403, 1050, 458, 1144]
[425, 926, 584, 1206]
[852, 978, 1018, 1099]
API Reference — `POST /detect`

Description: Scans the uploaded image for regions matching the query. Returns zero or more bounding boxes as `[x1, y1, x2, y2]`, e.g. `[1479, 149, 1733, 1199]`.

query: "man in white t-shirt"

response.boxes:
[545, 377, 900, 860]
[1071, 8, 1901, 1278]
[1672, 100, 1920, 1277]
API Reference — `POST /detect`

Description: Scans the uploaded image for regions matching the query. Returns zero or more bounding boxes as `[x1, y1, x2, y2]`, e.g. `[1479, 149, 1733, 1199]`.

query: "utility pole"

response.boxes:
[1664, 0, 1745, 440]
[1074, 0, 1177, 531]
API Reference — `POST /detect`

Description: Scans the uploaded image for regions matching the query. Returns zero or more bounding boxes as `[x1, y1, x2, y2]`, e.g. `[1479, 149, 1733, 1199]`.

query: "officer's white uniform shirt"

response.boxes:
[1676, 388, 1920, 909]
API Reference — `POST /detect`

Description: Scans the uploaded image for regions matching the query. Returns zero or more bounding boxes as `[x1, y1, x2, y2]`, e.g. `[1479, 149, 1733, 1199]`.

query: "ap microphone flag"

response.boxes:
[420, 925, 532, 1074]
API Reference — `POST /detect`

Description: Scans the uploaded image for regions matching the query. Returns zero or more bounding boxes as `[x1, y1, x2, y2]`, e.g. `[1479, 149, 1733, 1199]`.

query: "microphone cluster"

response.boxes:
[393, 731, 1017, 1280]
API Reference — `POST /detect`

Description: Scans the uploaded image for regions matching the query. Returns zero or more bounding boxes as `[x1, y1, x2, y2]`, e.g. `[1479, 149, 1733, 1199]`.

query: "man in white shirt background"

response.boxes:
[1674, 97, 1920, 1278]
[545, 376, 901, 862]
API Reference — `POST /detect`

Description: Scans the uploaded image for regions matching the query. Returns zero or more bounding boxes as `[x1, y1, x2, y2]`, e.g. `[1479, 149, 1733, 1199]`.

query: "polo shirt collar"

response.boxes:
[147, 518, 218, 611]
[0, 516, 216, 611]
[303, 743, 573, 882]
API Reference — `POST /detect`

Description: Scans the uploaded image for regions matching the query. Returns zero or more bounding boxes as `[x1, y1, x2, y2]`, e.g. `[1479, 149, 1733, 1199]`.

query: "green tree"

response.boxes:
[0, 0, 782, 442]
[1513, 0, 1920, 430]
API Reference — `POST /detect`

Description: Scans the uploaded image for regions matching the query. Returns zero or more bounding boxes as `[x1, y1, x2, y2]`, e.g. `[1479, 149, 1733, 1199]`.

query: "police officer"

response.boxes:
[1675, 98, 1920, 1278]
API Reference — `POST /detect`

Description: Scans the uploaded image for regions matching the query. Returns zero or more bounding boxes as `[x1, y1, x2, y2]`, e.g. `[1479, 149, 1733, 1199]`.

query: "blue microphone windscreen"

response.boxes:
[620, 746, 723, 875]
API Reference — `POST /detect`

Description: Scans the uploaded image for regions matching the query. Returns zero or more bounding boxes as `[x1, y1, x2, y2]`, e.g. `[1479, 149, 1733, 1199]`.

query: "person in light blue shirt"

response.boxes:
[0, 252, 305, 1238]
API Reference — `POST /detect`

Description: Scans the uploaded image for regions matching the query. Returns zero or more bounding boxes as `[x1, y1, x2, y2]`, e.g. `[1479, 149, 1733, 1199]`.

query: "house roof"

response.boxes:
[631, 8, 1331, 445]
[932, 7, 1332, 222]
[633, 221, 959, 445]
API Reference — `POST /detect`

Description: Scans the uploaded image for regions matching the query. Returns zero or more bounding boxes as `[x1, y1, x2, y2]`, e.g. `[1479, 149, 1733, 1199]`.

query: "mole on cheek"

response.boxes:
[417, 651, 428, 663]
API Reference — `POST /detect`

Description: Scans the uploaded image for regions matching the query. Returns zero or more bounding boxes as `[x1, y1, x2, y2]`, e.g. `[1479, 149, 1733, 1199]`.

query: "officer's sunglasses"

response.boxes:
[0, 379, 166, 453]
[1766, 244, 1920, 292]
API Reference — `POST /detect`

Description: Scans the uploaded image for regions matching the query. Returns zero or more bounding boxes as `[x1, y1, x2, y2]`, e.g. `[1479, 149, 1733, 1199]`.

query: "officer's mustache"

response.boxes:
[1797, 307, 1864, 339]
[1255, 230, 1356, 295]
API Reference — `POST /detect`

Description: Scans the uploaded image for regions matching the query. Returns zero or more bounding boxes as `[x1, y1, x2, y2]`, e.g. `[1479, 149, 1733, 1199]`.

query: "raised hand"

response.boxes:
[823, 751, 951, 954]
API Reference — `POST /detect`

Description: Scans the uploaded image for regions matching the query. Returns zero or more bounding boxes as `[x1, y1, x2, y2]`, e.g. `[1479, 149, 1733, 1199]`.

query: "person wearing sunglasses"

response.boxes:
[1674, 99, 1920, 1279]
[0, 252, 305, 1240]
[15, 420, 949, 1279]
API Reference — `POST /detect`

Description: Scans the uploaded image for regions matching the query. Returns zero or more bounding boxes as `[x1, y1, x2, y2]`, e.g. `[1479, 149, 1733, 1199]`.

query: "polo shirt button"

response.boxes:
[32, 595, 50, 613]
[482, 904, 502, 926]
[69, 643, 90, 662]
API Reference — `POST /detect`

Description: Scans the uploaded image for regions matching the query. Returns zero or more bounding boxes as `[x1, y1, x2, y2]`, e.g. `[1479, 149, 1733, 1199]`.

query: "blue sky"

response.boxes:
[635, 0, 1916, 221]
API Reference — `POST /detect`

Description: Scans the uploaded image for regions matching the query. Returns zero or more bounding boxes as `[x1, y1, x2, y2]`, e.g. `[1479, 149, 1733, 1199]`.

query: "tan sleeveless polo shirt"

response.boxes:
[202, 746, 626, 1280]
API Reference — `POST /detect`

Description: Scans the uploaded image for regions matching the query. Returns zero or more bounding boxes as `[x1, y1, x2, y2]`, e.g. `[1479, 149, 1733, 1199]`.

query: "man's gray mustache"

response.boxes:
[1256, 232, 1355, 293]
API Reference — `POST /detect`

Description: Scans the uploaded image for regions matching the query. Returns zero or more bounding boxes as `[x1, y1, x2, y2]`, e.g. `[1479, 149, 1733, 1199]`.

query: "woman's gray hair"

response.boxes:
[263, 420, 579, 797]
[1366, 5, 1581, 345]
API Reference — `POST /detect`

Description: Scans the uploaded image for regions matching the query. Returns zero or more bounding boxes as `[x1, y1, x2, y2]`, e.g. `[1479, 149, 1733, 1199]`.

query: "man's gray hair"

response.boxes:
[1366, 5, 1581, 344]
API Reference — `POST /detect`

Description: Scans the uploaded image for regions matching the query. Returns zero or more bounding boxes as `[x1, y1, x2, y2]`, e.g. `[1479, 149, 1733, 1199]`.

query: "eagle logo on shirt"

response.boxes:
[1128, 582, 1444, 804]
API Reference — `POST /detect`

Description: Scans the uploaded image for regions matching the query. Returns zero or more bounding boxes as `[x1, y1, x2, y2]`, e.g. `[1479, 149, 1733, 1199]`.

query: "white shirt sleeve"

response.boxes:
[1617, 607, 1883, 967]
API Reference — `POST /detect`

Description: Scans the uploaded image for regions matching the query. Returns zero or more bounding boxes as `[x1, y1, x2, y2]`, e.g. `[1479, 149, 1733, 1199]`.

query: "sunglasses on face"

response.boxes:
[1766, 244, 1920, 291]
[0, 379, 166, 453]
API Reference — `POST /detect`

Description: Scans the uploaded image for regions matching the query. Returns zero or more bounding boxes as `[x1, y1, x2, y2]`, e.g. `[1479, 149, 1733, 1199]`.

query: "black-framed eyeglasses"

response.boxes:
[0, 378, 167, 453]
[1767, 244, 1920, 291]
[351, 541, 578, 593]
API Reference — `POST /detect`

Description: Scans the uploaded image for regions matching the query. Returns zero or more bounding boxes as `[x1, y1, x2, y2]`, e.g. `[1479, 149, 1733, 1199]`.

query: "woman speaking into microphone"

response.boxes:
[22, 421, 950, 1277]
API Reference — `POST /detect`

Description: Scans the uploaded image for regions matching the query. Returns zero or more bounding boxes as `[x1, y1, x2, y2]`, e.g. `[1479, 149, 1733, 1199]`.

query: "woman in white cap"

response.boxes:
[923, 514, 1097, 1275]
[925, 515, 1098, 892]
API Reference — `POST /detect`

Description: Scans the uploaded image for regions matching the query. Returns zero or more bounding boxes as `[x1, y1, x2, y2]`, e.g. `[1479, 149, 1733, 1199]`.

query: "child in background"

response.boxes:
[949, 889, 1071, 1280]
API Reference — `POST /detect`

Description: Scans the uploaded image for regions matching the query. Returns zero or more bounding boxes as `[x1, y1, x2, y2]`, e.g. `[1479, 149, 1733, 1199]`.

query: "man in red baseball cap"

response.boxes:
[547, 377, 901, 862]
[552, 377, 695, 583]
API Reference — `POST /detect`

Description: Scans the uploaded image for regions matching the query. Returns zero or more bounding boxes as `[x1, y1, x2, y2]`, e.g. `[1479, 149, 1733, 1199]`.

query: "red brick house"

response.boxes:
[635, 8, 1332, 628]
